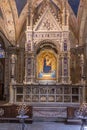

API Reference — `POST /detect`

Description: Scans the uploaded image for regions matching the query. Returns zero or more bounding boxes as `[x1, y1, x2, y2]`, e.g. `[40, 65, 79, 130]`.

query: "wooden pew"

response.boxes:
[0, 104, 33, 123]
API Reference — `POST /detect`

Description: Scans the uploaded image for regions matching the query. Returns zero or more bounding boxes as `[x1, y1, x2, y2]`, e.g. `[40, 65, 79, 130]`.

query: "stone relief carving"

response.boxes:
[41, 18, 55, 30]
[34, 8, 61, 31]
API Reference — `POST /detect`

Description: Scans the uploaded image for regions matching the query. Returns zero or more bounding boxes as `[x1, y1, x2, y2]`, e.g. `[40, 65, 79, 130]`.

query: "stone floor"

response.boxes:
[0, 122, 85, 130]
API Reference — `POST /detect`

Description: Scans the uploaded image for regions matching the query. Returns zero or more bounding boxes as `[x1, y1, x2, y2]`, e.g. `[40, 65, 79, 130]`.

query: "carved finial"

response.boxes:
[26, 0, 31, 26]
[26, 0, 34, 27]
[62, 0, 68, 26]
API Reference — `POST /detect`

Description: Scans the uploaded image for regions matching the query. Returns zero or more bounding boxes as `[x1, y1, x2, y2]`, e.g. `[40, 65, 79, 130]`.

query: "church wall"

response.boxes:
[16, 48, 25, 83]
[0, 33, 12, 100]
[70, 53, 81, 84]
[69, 28, 82, 84]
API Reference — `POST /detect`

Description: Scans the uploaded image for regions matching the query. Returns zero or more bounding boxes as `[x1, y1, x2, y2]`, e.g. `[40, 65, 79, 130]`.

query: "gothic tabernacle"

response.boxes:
[0, 0, 86, 120]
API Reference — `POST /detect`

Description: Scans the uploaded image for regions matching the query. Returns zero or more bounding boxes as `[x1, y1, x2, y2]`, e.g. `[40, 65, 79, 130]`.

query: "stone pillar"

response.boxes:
[24, 13, 35, 84]
[19, 49, 24, 83]
[24, 52, 35, 84]
[61, 54, 70, 83]
[61, 54, 64, 83]
[67, 52, 71, 83]
[9, 83, 14, 103]
[80, 54, 86, 102]
[9, 54, 17, 103]
[58, 54, 62, 83]
[31, 54, 35, 83]
[60, 26, 71, 83]
[24, 53, 28, 83]
[56, 54, 59, 82]
[80, 54, 84, 84]
[61, 54, 71, 84]
[4, 55, 9, 99]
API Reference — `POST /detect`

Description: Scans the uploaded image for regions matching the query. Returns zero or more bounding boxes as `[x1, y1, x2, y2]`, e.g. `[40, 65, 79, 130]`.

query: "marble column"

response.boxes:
[81, 54, 84, 84]
[61, 54, 64, 83]
[67, 52, 71, 83]
[9, 54, 17, 103]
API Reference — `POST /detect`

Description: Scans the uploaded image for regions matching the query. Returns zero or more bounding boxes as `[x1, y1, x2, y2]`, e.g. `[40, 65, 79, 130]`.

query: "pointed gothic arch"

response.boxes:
[36, 41, 58, 54]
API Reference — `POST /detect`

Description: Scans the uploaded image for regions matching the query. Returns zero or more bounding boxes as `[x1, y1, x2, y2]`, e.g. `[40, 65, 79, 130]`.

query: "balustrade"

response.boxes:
[15, 85, 82, 104]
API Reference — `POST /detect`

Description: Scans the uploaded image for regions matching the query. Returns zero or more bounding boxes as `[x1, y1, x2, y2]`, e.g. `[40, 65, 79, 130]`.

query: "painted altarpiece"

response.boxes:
[37, 50, 57, 80]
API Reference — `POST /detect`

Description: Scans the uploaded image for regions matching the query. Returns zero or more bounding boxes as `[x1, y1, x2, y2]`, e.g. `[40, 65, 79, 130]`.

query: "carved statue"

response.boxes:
[11, 54, 17, 77]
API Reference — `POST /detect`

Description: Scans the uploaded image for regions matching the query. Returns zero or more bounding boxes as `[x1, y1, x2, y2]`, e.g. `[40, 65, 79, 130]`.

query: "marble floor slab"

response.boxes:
[0, 122, 84, 130]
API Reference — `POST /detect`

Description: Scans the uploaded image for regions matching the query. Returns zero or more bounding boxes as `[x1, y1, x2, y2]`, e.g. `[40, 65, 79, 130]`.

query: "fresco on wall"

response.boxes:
[37, 51, 57, 80]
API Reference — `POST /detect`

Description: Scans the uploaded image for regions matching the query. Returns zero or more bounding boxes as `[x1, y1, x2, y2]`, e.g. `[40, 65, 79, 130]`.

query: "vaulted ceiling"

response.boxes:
[0, 0, 28, 44]
[0, 0, 85, 45]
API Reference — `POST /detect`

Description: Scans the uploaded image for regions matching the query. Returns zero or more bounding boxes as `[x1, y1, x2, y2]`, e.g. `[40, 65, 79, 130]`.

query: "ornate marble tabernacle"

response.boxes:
[8, 0, 84, 119]
[24, 3, 70, 84]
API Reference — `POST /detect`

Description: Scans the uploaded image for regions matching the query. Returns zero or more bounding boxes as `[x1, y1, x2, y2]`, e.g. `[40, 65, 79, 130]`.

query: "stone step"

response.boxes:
[33, 117, 66, 122]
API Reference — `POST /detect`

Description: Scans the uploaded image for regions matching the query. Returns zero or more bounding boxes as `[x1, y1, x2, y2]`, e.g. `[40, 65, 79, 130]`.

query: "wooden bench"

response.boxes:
[0, 104, 33, 123]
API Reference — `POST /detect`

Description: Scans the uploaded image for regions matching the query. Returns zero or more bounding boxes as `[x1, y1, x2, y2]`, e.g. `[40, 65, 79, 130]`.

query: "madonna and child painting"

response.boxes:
[37, 51, 57, 80]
